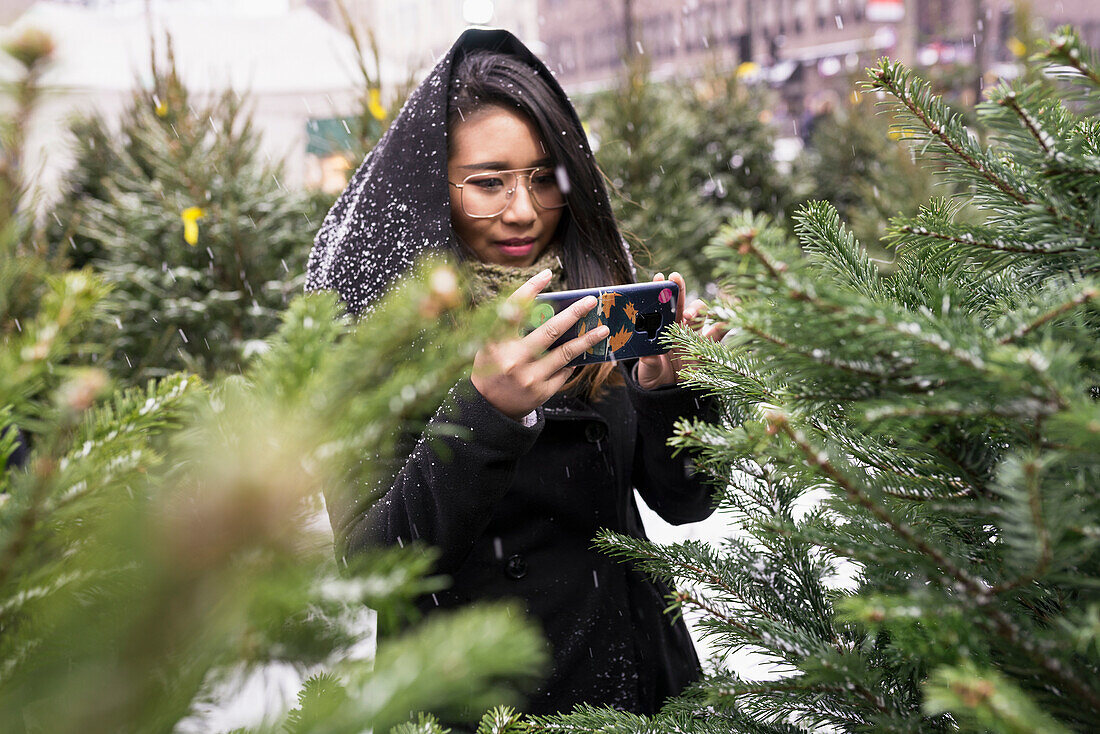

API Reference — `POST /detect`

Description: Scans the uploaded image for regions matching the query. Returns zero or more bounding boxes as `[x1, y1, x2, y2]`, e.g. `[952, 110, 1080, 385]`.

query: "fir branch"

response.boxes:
[727, 230, 848, 317]
[868, 61, 1032, 207]
[664, 323, 776, 403]
[925, 663, 1076, 734]
[1039, 27, 1100, 87]
[714, 677, 891, 718]
[989, 458, 1052, 595]
[742, 324, 793, 351]
[775, 416, 1100, 715]
[675, 591, 762, 640]
[742, 324, 893, 381]
[767, 522, 887, 589]
[793, 201, 882, 303]
[997, 286, 1098, 344]
[391, 712, 450, 734]
[527, 705, 728, 734]
[1044, 160, 1100, 178]
[769, 414, 983, 595]
[930, 441, 996, 500]
[0, 458, 54, 593]
[876, 315, 988, 374]
[981, 604, 1100, 716]
[829, 427, 979, 497]
[894, 223, 1081, 255]
[475, 706, 525, 734]
[735, 228, 995, 378]
[984, 88, 1100, 235]
[863, 403, 1060, 424]
[880, 485, 973, 501]
[997, 91, 1054, 156]
[597, 532, 780, 625]
[845, 449, 977, 500]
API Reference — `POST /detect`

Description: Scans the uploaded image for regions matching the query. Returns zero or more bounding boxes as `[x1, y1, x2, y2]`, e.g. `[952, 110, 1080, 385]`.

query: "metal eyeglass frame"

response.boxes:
[448, 166, 568, 219]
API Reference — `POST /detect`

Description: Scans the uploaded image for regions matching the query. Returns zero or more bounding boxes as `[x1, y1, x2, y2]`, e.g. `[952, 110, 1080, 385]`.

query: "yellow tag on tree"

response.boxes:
[181, 206, 205, 246]
[736, 61, 759, 79]
[368, 88, 387, 121]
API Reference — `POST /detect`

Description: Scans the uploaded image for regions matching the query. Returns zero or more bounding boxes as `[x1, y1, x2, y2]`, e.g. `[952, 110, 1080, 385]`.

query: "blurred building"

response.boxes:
[538, 0, 1100, 115]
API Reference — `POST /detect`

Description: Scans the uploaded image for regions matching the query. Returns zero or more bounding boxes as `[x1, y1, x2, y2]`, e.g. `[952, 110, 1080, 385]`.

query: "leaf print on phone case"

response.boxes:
[608, 325, 633, 353]
[597, 291, 622, 319]
[622, 300, 638, 325]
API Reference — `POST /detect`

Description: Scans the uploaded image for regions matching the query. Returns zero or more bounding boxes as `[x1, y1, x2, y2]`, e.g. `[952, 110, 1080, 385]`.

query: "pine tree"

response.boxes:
[532, 27, 1100, 733]
[582, 57, 694, 277]
[3, 37, 547, 732]
[0, 27, 85, 451]
[583, 59, 792, 288]
[794, 98, 946, 262]
[46, 111, 121, 269]
[679, 68, 794, 283]
[58, 39, 325, 384]
[3, 262, 548, 734]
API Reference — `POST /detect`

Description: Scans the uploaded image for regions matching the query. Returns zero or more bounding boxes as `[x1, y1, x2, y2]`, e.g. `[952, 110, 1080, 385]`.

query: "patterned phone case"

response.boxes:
[530, 281, 679, 366]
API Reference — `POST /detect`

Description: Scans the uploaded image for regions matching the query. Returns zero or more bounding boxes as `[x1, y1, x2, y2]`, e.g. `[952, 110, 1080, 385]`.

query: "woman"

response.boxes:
[307, 29, 724, 715]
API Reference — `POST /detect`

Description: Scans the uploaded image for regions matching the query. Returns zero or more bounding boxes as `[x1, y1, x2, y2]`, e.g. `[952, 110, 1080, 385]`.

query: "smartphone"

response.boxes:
[528, 281, 680, 366]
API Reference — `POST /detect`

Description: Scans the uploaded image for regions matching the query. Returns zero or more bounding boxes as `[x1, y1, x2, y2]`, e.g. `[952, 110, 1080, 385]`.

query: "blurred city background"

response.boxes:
[2, 0, 1097, 199]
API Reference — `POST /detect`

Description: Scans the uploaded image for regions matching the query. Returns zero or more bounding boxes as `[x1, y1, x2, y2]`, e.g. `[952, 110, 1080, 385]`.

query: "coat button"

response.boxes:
[505, 554, 527, 580]
[584, 422, 607, 443]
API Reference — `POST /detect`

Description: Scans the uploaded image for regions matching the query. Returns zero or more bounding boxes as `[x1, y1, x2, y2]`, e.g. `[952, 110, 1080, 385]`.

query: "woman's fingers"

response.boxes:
[525, 294, 597, 351]
[506, 268, 554, 305]
[669, 272, 687, 322]
[684, 298, 707, 328]
[545, 364, 578, 394]
[544, 322, 609, 374]
[703, 320, 731, 343]
[654, 271, 688, 322]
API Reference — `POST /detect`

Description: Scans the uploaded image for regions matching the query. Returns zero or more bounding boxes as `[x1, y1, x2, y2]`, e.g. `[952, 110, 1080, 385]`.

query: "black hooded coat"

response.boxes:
[308, 29, 718, 716]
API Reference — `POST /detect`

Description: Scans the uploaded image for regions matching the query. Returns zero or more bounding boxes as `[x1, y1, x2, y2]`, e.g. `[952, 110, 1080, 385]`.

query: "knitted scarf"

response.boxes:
[463, 248, 568, 305]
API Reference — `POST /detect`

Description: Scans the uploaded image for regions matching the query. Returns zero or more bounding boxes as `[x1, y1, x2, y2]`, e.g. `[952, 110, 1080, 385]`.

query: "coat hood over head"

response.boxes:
[306, 29, 612, 315]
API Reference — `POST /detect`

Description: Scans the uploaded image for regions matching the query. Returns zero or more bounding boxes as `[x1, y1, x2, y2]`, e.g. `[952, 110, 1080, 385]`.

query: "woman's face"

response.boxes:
[447, 106, 564, 267]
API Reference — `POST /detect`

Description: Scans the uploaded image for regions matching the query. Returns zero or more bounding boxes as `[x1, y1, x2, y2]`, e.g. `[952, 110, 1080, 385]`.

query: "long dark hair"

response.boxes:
[447, 50, 633, 395]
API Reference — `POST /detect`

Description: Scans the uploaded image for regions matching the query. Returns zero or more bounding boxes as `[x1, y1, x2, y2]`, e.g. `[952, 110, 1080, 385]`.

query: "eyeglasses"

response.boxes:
[448, 166, 567, 219]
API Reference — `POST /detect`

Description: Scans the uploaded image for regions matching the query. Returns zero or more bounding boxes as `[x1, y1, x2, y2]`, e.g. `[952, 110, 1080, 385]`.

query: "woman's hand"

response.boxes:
[471, 269, 610, 421]
[636, 271, 728, 390]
